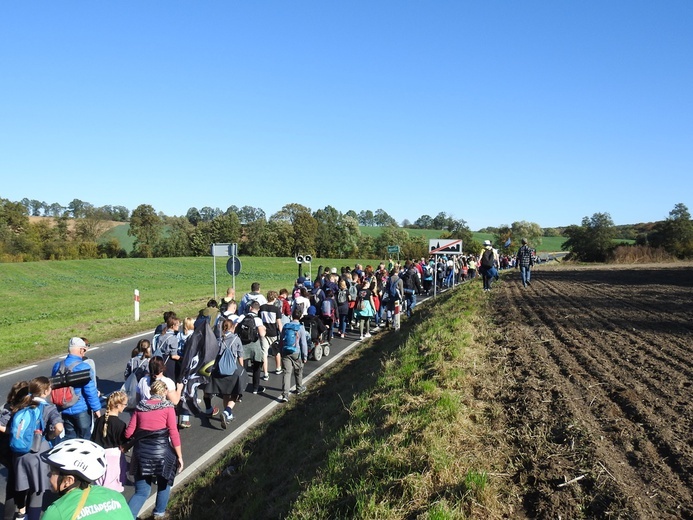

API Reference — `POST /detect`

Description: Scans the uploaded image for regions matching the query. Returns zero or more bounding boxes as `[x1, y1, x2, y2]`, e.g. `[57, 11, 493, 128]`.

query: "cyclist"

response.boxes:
[40, 439, 133, 519]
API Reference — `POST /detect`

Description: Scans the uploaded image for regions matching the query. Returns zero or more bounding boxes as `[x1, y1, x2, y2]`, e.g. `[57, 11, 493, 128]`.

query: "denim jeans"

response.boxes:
[338, 313, 348, 334]
[129, 475, 171, 518]
[520, 266, 531, 286]
[61, 410, 93, 440]
[404, 290, 416, 317]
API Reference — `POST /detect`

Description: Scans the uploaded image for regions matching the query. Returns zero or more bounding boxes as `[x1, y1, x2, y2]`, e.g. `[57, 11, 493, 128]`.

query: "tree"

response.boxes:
[238, 206, 266, 224]
[414, 214, 433, 229]
[186, 207, 202, 226]
[562, 212, 615, 262]
[67, 199, 88, 218]
[48, 202, 65, 217]
[271, 203, 312, 225]
[200, 206, 222, 222]
[374, 209, 397, 227]
[401, 219, 412, 228]
[314, 206, 342, 257]
[432, 212, 449, 230]
[649, 203, 693, 259]
[292, 212, 317, 256]
[358, 210, 374, 226]
[345, 210, 358, 221]
[76, 207, 110, 242]
[510, 221, 543, 247]
[374, 226, 410, 259]
[128, 204, 163, 258]
[156, 217, 193, 257]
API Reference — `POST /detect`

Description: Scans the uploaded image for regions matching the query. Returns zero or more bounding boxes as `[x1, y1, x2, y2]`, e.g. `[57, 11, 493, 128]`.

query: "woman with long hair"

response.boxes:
[126, 379, 183, 520]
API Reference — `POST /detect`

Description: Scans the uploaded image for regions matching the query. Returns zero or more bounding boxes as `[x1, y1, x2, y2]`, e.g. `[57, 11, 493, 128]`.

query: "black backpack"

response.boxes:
[481, 249, 495, 268]
[238, 314, 259, 345]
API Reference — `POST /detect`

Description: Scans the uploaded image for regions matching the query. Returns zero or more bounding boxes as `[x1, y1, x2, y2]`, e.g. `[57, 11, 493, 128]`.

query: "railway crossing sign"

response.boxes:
[429, 239, 463, 255]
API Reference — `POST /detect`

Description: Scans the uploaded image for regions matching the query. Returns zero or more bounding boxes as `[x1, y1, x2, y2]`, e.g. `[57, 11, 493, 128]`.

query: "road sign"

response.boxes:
[226, 256, 242, 276]
[211, 243, 237, 257]
[387, 245, 400, 254]
[429, 239, 463, 255]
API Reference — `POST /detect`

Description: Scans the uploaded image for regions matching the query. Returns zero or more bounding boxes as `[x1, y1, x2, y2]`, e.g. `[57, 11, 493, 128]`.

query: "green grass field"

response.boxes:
[0, 256, 375, 369]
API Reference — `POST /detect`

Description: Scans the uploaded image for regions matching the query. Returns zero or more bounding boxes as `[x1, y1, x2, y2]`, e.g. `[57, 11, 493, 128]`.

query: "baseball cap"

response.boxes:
[69, 337, 87, 349]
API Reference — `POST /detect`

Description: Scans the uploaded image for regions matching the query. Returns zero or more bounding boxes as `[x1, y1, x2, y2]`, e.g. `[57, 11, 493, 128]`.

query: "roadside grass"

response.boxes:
[164, 280, 512, 519]
[0, 256, 372, 369]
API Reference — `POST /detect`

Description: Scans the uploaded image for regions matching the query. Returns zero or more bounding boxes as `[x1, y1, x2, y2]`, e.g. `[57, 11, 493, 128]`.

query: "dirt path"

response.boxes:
[495, 264, 693, 519]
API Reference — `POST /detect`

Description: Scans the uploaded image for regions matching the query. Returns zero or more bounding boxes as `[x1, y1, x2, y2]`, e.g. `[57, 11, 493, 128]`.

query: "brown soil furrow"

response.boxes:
[498, 267, 693, 518]
[519, 278, 693, 495]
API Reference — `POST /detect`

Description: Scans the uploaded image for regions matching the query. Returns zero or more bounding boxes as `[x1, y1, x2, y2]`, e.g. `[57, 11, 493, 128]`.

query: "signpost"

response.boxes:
[211, 243, 240, 300]
[387, 245, 400, 262]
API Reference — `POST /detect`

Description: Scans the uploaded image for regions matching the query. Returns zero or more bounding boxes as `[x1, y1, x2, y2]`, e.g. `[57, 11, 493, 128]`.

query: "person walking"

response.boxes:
[479, 240, 499, 292]
[278, 308, 308, 403]
[51, 338, 101, 440]
[126, 380, 183, 520]
[516, 238, 534, 287]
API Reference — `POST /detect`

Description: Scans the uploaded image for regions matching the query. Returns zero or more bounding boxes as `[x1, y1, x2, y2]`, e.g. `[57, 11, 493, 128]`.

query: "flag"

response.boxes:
[504, 238, 512, 248]
[179, 323, 220, 413]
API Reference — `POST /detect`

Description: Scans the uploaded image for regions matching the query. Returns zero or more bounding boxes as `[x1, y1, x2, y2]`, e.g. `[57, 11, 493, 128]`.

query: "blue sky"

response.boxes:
[1, 1, 691, 231]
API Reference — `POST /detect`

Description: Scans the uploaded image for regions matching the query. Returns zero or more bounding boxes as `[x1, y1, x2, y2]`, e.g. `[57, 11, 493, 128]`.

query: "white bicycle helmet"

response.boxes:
[41, 439, 107, 482]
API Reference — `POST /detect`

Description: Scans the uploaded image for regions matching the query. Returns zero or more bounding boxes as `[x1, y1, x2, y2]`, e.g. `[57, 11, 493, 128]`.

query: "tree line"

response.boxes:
[2, 196, 690, 262]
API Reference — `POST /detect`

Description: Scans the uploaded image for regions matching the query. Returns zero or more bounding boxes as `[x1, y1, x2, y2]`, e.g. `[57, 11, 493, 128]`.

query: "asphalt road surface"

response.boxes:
[0, 318, 390, 516]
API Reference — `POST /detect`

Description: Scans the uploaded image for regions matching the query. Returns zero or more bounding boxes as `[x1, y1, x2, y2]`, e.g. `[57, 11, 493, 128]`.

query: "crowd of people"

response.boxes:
[0, 241, 535, 519]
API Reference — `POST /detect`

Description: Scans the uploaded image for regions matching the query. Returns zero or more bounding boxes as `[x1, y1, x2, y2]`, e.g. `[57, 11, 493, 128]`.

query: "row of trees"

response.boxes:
[129, 203, 475, 261]
[561, 204, 693, 262]
[3, 195, 691, 263]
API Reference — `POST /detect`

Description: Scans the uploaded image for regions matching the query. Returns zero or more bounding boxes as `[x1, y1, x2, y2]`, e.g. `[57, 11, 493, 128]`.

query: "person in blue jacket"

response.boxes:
[51, 337, 102, 440]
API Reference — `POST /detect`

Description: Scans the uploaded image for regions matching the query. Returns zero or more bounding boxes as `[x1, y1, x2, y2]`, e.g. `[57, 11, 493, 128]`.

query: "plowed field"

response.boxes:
[496, 264, 693, 519]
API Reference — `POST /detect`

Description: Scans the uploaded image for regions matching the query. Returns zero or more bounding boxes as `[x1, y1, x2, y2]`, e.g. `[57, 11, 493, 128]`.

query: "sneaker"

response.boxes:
[296, 385, 307, 394]
[278, 394, 288, 403]
[252, 386, 265, 394]
[364, 333, 372, 338]
[339, 333, 345, 338]
[220, 411, 233, 429]
[359, 335, 364, 340]
[261, 374, 270, 381]
[180, 420, 191, 429]
[205, 406, 219, 417]
[275, 368, 283, 375]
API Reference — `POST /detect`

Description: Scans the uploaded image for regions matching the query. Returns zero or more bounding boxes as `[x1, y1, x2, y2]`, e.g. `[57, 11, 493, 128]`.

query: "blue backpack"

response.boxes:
[215, 335, 239, 376]
[280, 323, 301, 355]
[10, 403, 45, 454]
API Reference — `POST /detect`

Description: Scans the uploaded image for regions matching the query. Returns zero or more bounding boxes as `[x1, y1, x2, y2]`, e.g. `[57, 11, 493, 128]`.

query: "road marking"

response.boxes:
[115, 332, 151, 344]
[140, 337, 361, 514]
[0, 365, 38, 379]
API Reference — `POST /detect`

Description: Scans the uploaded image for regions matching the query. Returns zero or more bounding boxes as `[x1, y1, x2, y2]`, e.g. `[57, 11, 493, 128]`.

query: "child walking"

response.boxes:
[91, 391, 128, 492]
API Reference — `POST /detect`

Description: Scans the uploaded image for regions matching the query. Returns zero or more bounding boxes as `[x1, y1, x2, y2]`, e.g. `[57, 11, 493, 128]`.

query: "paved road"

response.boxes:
[0, 319, 390, 515]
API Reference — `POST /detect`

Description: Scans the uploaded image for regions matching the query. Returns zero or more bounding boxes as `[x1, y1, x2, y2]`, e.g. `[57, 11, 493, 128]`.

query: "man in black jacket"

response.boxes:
[401, 261, 422, 318]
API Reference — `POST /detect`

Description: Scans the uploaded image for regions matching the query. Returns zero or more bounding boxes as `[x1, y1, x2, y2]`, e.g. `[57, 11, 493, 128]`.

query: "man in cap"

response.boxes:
[51, 338, 102, 440]
[479, 240, 499, 292]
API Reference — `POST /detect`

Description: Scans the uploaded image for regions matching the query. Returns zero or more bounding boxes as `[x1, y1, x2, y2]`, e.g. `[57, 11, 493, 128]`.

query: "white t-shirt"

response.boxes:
[137, 375, 175, 399]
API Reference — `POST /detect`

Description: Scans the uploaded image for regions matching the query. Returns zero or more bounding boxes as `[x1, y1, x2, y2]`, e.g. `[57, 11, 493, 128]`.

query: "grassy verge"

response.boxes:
[165, 281, 512, 519]
[0, 256, 370, 369]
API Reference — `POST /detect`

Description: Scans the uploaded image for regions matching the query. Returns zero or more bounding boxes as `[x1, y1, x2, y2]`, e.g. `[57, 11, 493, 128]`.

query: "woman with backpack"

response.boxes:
[0, 381, 29, 520]
[204, 319, 244, 429]
[354, 277, 376, 340]
[336, 279, 350, 338]
[11, 377, 64, 520]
